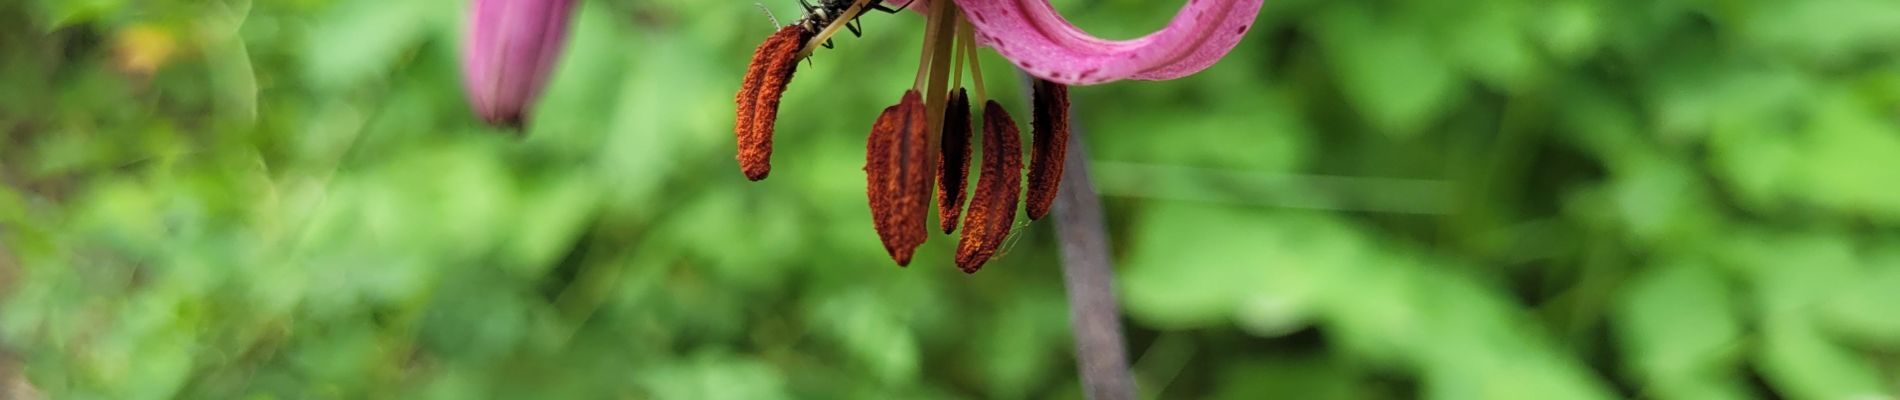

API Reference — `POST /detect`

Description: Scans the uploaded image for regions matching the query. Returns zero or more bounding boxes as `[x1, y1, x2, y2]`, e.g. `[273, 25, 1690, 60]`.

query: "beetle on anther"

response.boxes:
[796, 0, 914, 49]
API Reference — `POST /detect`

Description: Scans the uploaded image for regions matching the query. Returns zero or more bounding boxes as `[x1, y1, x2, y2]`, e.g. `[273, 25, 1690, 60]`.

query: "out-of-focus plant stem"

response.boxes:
[1031, 76, 1137, 400]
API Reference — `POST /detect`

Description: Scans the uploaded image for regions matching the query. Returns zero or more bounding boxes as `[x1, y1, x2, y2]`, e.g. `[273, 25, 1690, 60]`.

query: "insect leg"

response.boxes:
[867, 0, 914, 14]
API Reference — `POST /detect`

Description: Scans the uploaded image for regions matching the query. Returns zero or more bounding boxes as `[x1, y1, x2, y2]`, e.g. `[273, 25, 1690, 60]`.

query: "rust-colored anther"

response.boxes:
[734, 25, 810, 181]
[1025, 78, 1070, 220]
[937, 88, 973, 234]
[865, 90, 932, 266]
[956, 101, 1023, 273]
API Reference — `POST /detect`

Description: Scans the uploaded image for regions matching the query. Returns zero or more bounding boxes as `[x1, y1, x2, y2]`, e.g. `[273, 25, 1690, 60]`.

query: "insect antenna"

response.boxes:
[994, 219, 1033, 259]
[756, 2, 782, 28]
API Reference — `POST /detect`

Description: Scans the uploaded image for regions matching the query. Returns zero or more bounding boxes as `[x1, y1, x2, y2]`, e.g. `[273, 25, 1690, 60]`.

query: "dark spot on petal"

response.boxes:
[1237, 25, 1248, 34]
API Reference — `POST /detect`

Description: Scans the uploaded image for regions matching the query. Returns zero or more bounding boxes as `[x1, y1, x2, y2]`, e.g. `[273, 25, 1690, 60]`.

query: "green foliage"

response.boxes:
[3, 0, 1899, 398]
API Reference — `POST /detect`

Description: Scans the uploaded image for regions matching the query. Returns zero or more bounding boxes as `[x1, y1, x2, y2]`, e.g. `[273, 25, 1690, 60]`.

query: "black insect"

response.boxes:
[796, 0, 915, 49]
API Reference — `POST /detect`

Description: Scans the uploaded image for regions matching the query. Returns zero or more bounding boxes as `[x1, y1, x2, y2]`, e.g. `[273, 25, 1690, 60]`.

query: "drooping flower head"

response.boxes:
[912, 0, 1263, 85]
[461, 0, 579, 128]
[735, 0, 1262, 272]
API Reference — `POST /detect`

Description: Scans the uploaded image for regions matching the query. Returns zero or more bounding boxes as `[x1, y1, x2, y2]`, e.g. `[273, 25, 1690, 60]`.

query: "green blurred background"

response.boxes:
[4, 0, 1900, 398]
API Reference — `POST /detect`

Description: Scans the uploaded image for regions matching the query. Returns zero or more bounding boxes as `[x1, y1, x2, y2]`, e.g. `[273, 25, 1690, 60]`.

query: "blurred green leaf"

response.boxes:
[1757, 315, 1888, 400]
[1313, 3, 1463, 136]
[1820, 254, 1900, 345]
[1613, 262, 1750, 400]
[1208, 356, 1356, 400]
[811, 288, 921, 385]
[301, 0, 447, 91]
[640, 352, 791, 400]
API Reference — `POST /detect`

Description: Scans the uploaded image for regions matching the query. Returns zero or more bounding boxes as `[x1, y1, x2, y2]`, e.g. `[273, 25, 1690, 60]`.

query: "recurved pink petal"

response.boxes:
[910, 0, 1261, 85]
[462, 0, 578, 127]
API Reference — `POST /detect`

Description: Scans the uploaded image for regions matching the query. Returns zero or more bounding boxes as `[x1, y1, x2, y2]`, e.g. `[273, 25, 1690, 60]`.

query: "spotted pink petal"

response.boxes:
[909, 0, 1261, 85]
[461, 0, 577, 127]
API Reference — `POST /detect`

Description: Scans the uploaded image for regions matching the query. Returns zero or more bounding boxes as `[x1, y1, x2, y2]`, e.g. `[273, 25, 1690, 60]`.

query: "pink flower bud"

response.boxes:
[461, 0, 578, 127]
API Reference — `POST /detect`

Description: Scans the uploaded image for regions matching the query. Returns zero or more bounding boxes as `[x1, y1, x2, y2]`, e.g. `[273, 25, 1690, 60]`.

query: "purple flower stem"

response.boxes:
[1029, 75, 1137, 400]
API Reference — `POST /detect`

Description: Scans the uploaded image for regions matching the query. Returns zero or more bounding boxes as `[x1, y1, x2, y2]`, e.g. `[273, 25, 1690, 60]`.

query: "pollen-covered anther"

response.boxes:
[734, 25, 811, 181]
[1025, 78, 1070, 220]
[866, 90, 933, 266]
[955, 101, 1024, 273]
[937, 88, 973, 234]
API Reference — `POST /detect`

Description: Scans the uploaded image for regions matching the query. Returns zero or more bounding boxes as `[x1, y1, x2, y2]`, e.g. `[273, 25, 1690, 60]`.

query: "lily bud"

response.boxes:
[460, 0, 578, 128]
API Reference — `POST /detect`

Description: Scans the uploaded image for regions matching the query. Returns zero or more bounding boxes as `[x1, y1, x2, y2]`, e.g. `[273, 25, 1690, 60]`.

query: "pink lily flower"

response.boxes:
[732, 0, 1261, 271]
[916, 0, 1264, 85]
[460, 0, 578, 128]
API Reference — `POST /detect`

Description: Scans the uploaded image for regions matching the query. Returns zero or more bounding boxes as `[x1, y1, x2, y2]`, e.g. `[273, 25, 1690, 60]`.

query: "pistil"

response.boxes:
[919, 0, 961, 180]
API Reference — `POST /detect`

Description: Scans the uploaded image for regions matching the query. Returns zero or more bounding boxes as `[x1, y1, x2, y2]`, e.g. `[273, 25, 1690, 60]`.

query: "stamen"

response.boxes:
[958, 17, 988, 105]
[956, 101, 1024, 273]
[937, 13, 974, 235]
[865, 90, 932, 266]
[1026, 78, 1071, 219]
[734, 25, 810, 181]
[916, 0, 961, 238]
[1024, 78, 1070, 219]
[951, 25, 966, 88]
[937, 88, 973, 234]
